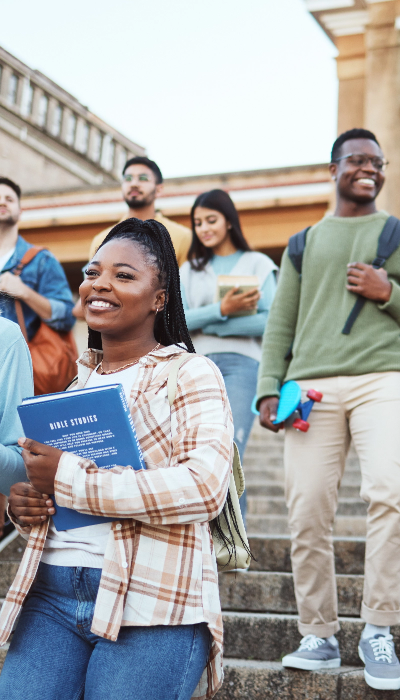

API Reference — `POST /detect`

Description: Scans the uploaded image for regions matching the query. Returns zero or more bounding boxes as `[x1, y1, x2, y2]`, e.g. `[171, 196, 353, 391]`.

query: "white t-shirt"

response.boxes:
[42, 364, 139, 568]
[0, 246, 15, 272]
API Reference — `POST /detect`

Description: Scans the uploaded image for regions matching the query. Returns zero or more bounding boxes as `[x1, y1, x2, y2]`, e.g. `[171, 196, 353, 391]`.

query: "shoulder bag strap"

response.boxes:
[287, 227, 310, 276]
[12, 246, 45, 342]
[13, 246, 45, 277]
[167, 353, 245, 498]
[167, 353, 191, 406]
[342, 216, 400, 335]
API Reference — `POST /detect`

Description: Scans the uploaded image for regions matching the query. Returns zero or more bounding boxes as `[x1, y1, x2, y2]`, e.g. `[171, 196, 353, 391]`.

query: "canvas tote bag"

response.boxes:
[13, 246, 78, 396]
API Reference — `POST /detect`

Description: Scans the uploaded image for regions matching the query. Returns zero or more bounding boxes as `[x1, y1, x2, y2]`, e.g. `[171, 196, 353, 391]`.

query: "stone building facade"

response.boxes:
[306, 0, 400, 216]
[0, 46, 145, 193]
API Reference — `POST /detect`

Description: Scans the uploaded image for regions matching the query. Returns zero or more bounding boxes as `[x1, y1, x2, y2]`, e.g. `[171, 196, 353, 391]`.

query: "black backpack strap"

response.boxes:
[341, 297, 366, 335]
[373, 215, 400, 268]
[288, 227, 310, 276]
[342, 216, 400, 335]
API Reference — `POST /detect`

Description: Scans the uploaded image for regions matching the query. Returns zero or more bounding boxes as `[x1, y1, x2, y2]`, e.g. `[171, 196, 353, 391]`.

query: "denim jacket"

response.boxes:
[0, 236, 75, 341]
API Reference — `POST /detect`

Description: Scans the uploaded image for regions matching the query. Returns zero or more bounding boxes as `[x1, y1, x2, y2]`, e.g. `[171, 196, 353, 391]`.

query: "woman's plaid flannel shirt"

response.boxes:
[0, 345, 234, 700]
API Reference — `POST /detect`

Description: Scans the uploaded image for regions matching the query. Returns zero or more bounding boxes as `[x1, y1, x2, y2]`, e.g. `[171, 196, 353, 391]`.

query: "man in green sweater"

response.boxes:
[257, 129, 400, 691]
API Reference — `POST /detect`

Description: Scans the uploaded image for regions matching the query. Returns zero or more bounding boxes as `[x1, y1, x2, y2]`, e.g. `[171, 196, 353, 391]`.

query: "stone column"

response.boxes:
[364, 0, 400, 215]
[30, 87, 43, 126]
[0, 65, 12, 102]
[75, 117, 88, 153]
[15, 75, 25, 112]
[87, 125, 102, 162]
[336, 34, 366, 134]
[60, 106, 73, 144]
[113, 143, 126, 179]
[46, 97, 58, 134]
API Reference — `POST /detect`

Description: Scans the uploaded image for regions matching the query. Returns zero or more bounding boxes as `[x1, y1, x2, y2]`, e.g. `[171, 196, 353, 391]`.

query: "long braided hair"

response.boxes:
[87, 217, 195, 353]
[86, 217, 250, 566]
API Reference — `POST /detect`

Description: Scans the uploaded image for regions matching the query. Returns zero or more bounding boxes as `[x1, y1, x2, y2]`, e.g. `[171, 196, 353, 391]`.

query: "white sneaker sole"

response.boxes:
[282, 655, 341, 671]
[358, 645, 400, 691]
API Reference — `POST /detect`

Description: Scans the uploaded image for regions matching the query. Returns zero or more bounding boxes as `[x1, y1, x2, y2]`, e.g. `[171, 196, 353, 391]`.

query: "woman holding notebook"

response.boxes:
[0, 218, 234, 700]
[180, 189, 277, 521]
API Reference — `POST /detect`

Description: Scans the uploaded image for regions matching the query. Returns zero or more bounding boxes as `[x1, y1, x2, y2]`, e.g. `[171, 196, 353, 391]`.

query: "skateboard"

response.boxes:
[251, 380, 323, 432]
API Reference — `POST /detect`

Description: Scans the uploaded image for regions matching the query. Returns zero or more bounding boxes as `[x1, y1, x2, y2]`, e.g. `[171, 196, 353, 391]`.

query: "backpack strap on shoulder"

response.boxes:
[13, 246, 45, 277]
[12, 246, 45, 343]
[288, 227, 310, 276]
[167, 353, 192, 406]
[373, 215, 400, 268]
[342, 216, 400, 335]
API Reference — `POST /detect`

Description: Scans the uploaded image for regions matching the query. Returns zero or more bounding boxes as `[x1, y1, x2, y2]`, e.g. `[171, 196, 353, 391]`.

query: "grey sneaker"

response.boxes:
[282, 634, 341, 670]
[358, 634, 400, 690]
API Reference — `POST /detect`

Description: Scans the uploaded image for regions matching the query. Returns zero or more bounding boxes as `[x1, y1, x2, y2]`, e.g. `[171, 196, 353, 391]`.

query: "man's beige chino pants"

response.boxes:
[284, 372, 400, 637]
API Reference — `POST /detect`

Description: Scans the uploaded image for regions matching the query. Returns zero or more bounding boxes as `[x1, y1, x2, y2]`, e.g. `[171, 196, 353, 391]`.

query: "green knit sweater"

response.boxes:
[257, 211, 400, 400]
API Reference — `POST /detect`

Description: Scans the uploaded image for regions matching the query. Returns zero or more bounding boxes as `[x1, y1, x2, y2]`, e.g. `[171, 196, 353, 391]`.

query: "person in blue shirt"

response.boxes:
[0, 177, 74, 340]
[180, 189, 277, 522]
[0, 317, 33, 537]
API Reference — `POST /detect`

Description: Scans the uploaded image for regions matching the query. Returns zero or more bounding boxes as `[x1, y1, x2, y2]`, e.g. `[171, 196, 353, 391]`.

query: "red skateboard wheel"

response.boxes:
[293, 418, 310, 432]
[306, 389, 323, 402]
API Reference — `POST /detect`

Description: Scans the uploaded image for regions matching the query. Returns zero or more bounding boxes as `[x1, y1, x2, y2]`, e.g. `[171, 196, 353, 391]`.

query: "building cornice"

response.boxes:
[305, 0, 369, 39]
[19, 164, 332, 227]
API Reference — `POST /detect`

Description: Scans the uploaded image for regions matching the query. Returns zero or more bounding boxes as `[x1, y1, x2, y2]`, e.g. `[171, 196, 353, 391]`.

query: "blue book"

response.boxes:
[18, 384, 145, 531]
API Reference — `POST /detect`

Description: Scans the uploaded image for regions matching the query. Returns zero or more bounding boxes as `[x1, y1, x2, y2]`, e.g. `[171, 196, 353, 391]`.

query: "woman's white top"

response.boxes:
[41, 364, 139, 568]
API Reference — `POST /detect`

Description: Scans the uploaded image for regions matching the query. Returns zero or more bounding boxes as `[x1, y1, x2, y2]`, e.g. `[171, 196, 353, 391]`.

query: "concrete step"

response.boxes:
[246, 481, 362, 499]
[215, 658, 397, 700]
[0, 535, 25, 562]
[247, 497, 366, 517]
[0, 646, 9, 672]
[0, 535, 26, 597]
[243, 466, 362, 485]
[247, 515, 367, 537]
[243, 457, 284, 470]
[243, 467, 285, 482]
[0, 562, 22, 597]
[223, 612, 400, 667]
[248, 535, 365, 575]
[246, 482, 285, 497]
[219, 571, 363, 616]
[243, 464, 362, 479]
[245, 458, 361, 472]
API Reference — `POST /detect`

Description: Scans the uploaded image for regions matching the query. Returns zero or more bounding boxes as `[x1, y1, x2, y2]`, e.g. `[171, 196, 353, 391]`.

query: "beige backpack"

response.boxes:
[167, 354, 252, 572]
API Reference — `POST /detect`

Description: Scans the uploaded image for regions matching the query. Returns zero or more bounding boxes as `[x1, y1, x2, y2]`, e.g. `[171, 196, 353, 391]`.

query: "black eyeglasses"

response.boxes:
[332, 153, 389, 172]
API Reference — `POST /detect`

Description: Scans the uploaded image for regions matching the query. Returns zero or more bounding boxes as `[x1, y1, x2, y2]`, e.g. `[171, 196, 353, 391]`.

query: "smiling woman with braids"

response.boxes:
[0, 218, 234, 700]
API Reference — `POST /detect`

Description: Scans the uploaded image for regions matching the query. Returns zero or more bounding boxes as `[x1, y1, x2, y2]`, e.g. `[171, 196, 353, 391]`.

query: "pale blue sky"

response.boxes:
[0, 0, 338, 177]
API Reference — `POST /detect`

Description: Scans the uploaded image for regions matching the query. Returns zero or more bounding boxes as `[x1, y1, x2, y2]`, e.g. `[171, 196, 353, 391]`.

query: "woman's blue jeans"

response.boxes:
[207, 353, 259, 524]
[0, 563, 211, 700]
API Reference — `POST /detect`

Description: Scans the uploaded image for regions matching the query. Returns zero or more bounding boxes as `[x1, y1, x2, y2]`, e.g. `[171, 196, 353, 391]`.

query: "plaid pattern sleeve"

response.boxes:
[0, 347, 234, 700]
[55, 355, 233, 525]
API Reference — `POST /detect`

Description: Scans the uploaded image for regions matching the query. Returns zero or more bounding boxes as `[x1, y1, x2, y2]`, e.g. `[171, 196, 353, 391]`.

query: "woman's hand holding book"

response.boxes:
[220, 287, 260, 316]
[18, 437, 63, 494]
[8, 481, 55, 527]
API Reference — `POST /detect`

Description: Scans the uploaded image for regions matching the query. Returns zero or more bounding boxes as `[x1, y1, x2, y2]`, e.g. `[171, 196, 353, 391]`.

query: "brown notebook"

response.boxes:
[216, 275, 259, 317]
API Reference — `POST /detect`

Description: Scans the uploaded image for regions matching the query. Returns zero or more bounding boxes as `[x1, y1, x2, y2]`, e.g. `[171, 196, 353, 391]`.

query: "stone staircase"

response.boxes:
[0, 533, 25, 668]
[215, 422, 400, 699]
[0, 425, 395, 698]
